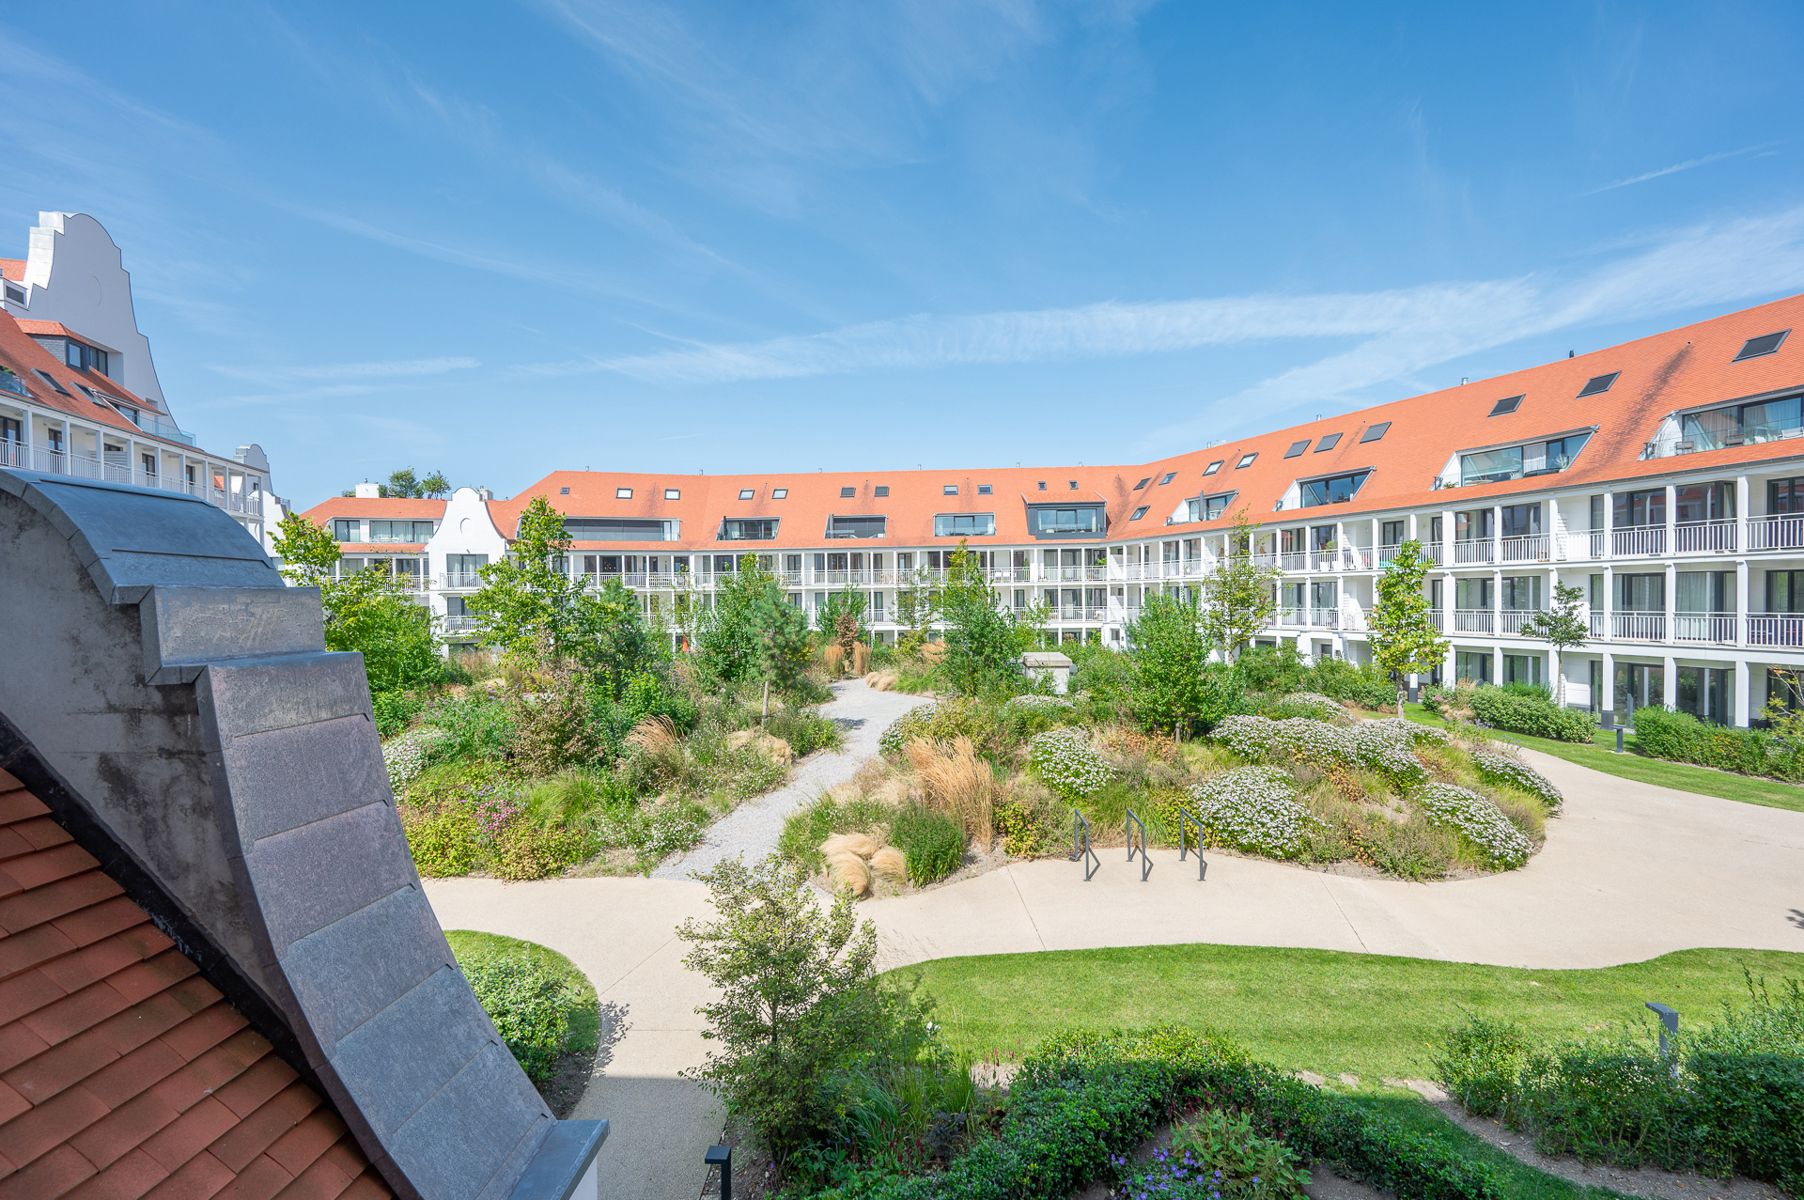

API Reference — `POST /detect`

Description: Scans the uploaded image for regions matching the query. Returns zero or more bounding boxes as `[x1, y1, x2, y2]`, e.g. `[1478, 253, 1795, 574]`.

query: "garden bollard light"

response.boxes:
[1646, 1002, 1679, 1075]
[1615, 726, 1625, 754]
[705, 1144, 732, 1200]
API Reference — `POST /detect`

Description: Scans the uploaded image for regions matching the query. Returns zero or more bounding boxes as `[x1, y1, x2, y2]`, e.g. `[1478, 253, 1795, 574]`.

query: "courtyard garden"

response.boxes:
[446, 929, 602, 1117]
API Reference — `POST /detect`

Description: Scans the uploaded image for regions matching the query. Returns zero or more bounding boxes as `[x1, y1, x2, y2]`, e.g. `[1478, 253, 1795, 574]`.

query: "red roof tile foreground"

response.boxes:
[0, 261, 22, 284]
[0, 768, 391, 1200]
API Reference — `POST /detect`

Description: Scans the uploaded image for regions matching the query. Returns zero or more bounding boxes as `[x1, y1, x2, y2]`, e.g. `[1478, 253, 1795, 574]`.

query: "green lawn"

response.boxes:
[909, 944, 1804, 1081]
[1400, 702, 1804, 813]
[445, 929, 600, 1057]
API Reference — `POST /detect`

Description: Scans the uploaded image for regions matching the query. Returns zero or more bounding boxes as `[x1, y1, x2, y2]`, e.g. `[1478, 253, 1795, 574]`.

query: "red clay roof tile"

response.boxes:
[71, 1145, 174, 1199]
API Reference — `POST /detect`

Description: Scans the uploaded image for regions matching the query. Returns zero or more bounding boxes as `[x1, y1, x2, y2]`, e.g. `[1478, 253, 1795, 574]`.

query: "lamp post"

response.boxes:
[1645, 1001, 1679, 1076]
[704, 1144, 732, 1200]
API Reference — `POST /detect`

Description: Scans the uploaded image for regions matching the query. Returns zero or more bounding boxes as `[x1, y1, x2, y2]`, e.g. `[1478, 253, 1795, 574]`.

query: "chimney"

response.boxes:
[353, 481, 382, 498]
[478, 486, 494, 500]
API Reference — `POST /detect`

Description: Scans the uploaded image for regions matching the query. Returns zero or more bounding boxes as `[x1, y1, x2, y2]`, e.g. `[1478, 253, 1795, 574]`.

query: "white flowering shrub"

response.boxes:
[1186, 766, 1310, 858]
[1007, 694, 1074, 711]
[1369, 716, 1449, 746]
[880, 705, 937, 758]
[1418, 782, 1533, 868]
[1468, 746, 1562, 810]
[1214, 715, 1352, 770]
[1264, 692, 1348, 721]
[1347, 720, 1427, 784]
[1029, 728, 1117, 800]
[383, 731, 435, 796]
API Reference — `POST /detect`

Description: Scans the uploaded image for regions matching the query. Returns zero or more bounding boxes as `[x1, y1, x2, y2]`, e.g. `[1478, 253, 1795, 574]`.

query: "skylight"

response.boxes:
[1314, 433, 1342, 452]
[1130, 505, 1149, 521]
[1577, 372, 1619, 398]
[1203, 460, 1222, 476]
[665, 488, 681, 500]
[978, 484, 992, 495]
[33, 369, 70, 396]
[943, 484, 958, 495]
[1735, 330, 1789, 361]
[559, 486, 570, 495]
[1159, 471, 1176, 485]
[1360, 422, 1391, 444]
[615, 487, 633, 499]
[738, 488, 755, 500]
[1236, 452, 1257, 469]
[840, 486, 856, 498]
[1284, 439, 1309, 458]
[1036, 481, 1047, 491]
[1133, 477, 1151, 490]
[1067, 480, 1078, 490]
[772, 488, 788, 499]
[874, 485, 889, 497]
[1489, 395, 1524, 417]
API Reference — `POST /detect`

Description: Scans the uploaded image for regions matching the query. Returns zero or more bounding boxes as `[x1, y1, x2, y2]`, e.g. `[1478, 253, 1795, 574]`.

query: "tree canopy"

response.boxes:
[1367, 539, 1447, 714]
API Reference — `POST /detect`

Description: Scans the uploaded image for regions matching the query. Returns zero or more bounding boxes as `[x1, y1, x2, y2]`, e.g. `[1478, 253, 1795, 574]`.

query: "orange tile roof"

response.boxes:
[0, 769, 391, 1200]
[0, 261, 22, 284]
[13, 320, 73, 338]
[299, 498, 447, 521]
[0, 312, 201, 450]
[304, 293, 1804, 548]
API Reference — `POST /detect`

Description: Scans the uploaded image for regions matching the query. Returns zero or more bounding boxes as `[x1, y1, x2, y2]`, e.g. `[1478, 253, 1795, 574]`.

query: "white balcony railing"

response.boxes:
[1747, 514, 1804, 552]
[1675, 520, 1737, 554]
[1500, 534, 1550, 562]
[441, 571, 485, 589]
[1454, 538, 1494, 565]
[1673, 612, 1737, 644]
[1748, 612, 1804, 647]
[1499, 608, 1538, 634]
[1453, 608, 1494, 634]
[1612, 611, 1666, 640]
[1612, 526, 1667, 556]
[0, 440, 265, 520]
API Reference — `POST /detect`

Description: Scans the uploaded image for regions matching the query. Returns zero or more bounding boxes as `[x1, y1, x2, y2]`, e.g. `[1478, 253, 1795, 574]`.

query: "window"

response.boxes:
[370, 519, 437, 542]
[1680, 393, 1804, 450]
[1235, 453, 1257, 469]
[33, 369, 70, 396]
[943, 484, 958, 495]
[1457, 431, 1591, 485]
[1068, 480, 1079, 490]
[1614, 488, 1665, 529]
[3, 282, 22, 304]
[841, 486, 856, 498]
[1360, 422, 1391, 443]
[826, 515, 887, 539]
[1159, 472, 1176, 485]
[0, 372, 22, 399]
[1615, 572, 1664, 612]
[772, 488, 788, 499]
[1500, 503, 1542, 538]
[1314, 433, 1342, 452]
[1133, 477, 1151, 490]
[978, 484, 992, 495]
[1297, 470, 1371, 507]
[565, 517, 673, 541]
[559, 487, 571, 495]
[1284, 439, 1309, 458]
[1130, 506, 1149, 521]
[1036, 480, 1047, 491]
[664, 488, 681, 500]
[1769, 477, 1804, 515]
[933, 512, 996, 537]
[615, 487, 633, 499]
[874, 486, 888, 497]
[1735, 330, 1789, 361]
[1578, 372, 1619, 398]
[720, 518, 777, 540]
[331, 519, 359, 541]
[64, 340, 108, 374]
[1489, 395, 1524, 416]
[1202, 460, 1222, 476]
[1027, 504, 1106, 536]
[1185, 491, 1237, 522]
[738, 488, 755, 500]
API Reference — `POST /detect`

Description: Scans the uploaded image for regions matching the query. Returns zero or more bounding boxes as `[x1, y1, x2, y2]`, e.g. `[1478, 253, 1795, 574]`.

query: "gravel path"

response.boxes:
[651, 678, 932, 879]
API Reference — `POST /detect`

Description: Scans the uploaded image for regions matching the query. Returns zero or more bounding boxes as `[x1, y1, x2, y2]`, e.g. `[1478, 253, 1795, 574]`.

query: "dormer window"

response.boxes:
[1028, 503, 1105, 537]
[933, 512, 995, 537]
[1067, 480, 1078, 490]
[1577, 372, 1618, 398]
[720, 517, 777, 540]
[1678, 394, 1803, 453]
[1297, 470, 1371, 507]
[1185, 491, 1238, 522]
[63, 340, 108, 374]
[1457, 431, 1591, 486]
[1735, 331, 1788, 361]
[826, 515, 887, 539]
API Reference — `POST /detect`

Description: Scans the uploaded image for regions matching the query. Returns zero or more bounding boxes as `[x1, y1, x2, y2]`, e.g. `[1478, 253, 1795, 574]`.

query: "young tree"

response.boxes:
[466, 496, 592, 668]
[419, 470, 452, 499]
[577, 578, 665, 699]
[1518, 581, 1588, 707]
[1367, 538, 1448, 715]
[696, 557, 813, 693]
[385, 467, 422, 499]
[816, 587, 867, 663]
[678, 855, 930, 1162]
[1199, 509, 1280, 662]
[893, 564, 942, 652]
[941, 542, 1041, 696]
[271, 510, 340, 588]
[1126, 591, 1221, 737]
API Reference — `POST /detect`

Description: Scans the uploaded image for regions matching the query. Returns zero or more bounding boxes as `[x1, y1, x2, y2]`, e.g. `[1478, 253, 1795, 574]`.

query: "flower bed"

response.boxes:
[1030, 727, 1119, 800]
[1417, 783, 1532, 868]
[1467, 746, 1562, 809]
[1186, 766, 1310, 858]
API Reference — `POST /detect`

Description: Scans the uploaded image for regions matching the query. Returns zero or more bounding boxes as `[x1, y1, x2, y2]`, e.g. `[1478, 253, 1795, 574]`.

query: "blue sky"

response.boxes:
[4, 2, 1804, 507]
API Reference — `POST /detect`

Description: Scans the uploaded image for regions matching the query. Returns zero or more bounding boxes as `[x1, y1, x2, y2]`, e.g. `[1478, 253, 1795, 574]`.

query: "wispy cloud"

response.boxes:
[1587, 143, 1775, 194]
[578, 206, 1804, 447]
[209, 355, 480, 384]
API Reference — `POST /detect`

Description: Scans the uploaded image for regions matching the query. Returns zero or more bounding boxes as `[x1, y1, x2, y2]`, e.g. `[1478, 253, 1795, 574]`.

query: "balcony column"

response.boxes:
[60, 419, 72, 473]
[1440, 509, 1454, 564]
[1664, 561, 1677, 644]
[1601, 649, 1616, 726]
[1602, 489, 1614, 558]
[1663, 483, 1677, 554]
[1736, 474, 1750, 551]
[1735, 660, 1752, 728]
[1491, 503, 1503, 563]
[1736, 558, 1750, 649]
[1548, 644, 1563, 704]
[1369, 516, 1380, 567]
[1491, 567, 1503, 637]
[1603, 564, 1615, 640]
[1662, 654, 1677, 710]
[1493, 643, 1504, 686]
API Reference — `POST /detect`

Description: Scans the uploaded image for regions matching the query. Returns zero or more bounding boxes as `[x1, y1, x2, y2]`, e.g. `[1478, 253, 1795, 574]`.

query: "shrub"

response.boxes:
[1260, 691, 1346, 721]
[1466, 685, 1598, 743]
[506, 667, 602, 776]
[1187, 766, 1310, 858]
[1416, 783, 1533, 869]
[779, 793, 898, 873]
[1029, 728, 1118, 801]
[1467, 746, 1562, 809]
[422, 693, 516, 762]
[1632, 706, 1804, 781]
[1306, 658, 1398, 712]
[372, 689, 424, 739]
[1347, 720, 1427, 785]
[891, 804, 966, 885]
[994, 794, 1061, 858]
[400, 804, 483, 877]
[905, 737, 997, 843]
[458, 952, 574, 1084]
[382, 729, 437, 796]
[1212, 715, 1351, 772]
[492, 821, 595, 880]
[1432, 1015, 1534, 1118]
[1162, 1107, 1311, 1197]
[768, 707, 843, 758]
[1235, 643, 1308, 694]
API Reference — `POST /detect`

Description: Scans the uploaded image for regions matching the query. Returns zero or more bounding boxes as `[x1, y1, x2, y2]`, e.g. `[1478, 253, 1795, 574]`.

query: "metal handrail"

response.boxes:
[1069, 809, 1099, 881]
[1176, 806, 1206, 881]
[1125, 808, 1151, 882]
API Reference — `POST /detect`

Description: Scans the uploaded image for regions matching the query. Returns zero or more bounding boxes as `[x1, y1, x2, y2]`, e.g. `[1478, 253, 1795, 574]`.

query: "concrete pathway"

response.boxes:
[424, 742, 1804, 1200]
[653, 678, 932, 878]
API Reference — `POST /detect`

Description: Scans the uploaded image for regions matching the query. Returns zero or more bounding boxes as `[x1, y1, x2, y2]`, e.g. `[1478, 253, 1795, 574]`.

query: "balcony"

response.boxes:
[1453, 538, 1494, 565]
[1, 442, 265, 520]
[1050, 605, 1106, 621]
[443, 615, 480, 634]
[1500, 534, 1550, 563]
[1747, 514, 1804, 552]
[1453, 608, 1494, 634]
[1277, 606, 1305, 626]
[1499, 608, 1538, 635]
[1673, 612, 1737, 645]
[1612, 611, 1666, 641]
[1675, 520, 1737, 554]
[1611, 526, 1667, 557]
[1748, 613, 1804, 647]
[441, 572, 485, 589]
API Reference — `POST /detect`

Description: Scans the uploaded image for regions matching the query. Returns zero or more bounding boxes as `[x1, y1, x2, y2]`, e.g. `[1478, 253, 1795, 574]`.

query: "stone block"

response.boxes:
[279, 888, 449, 1048]
[142, 586, 324, 681]
[503, 1121, 607, 1200]
[244, 803, 416, 948]
[220, 715, 390, 843]
[328, 966, 502, 1138]
[198, 653, 373, 744]
[389, 1042, 549, 1200]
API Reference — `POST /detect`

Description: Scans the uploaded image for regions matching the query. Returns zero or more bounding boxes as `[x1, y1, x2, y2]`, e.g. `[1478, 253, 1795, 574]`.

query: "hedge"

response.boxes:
[1631, 706, 1804, 782]
[1466, 686, 1598, 743]
[812, 1026, 1511, 1200]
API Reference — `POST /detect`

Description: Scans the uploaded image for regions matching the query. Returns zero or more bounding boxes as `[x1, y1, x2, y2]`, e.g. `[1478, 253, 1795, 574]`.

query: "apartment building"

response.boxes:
[0, 211, 277, 544]
[302, 293, 1804, 729]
